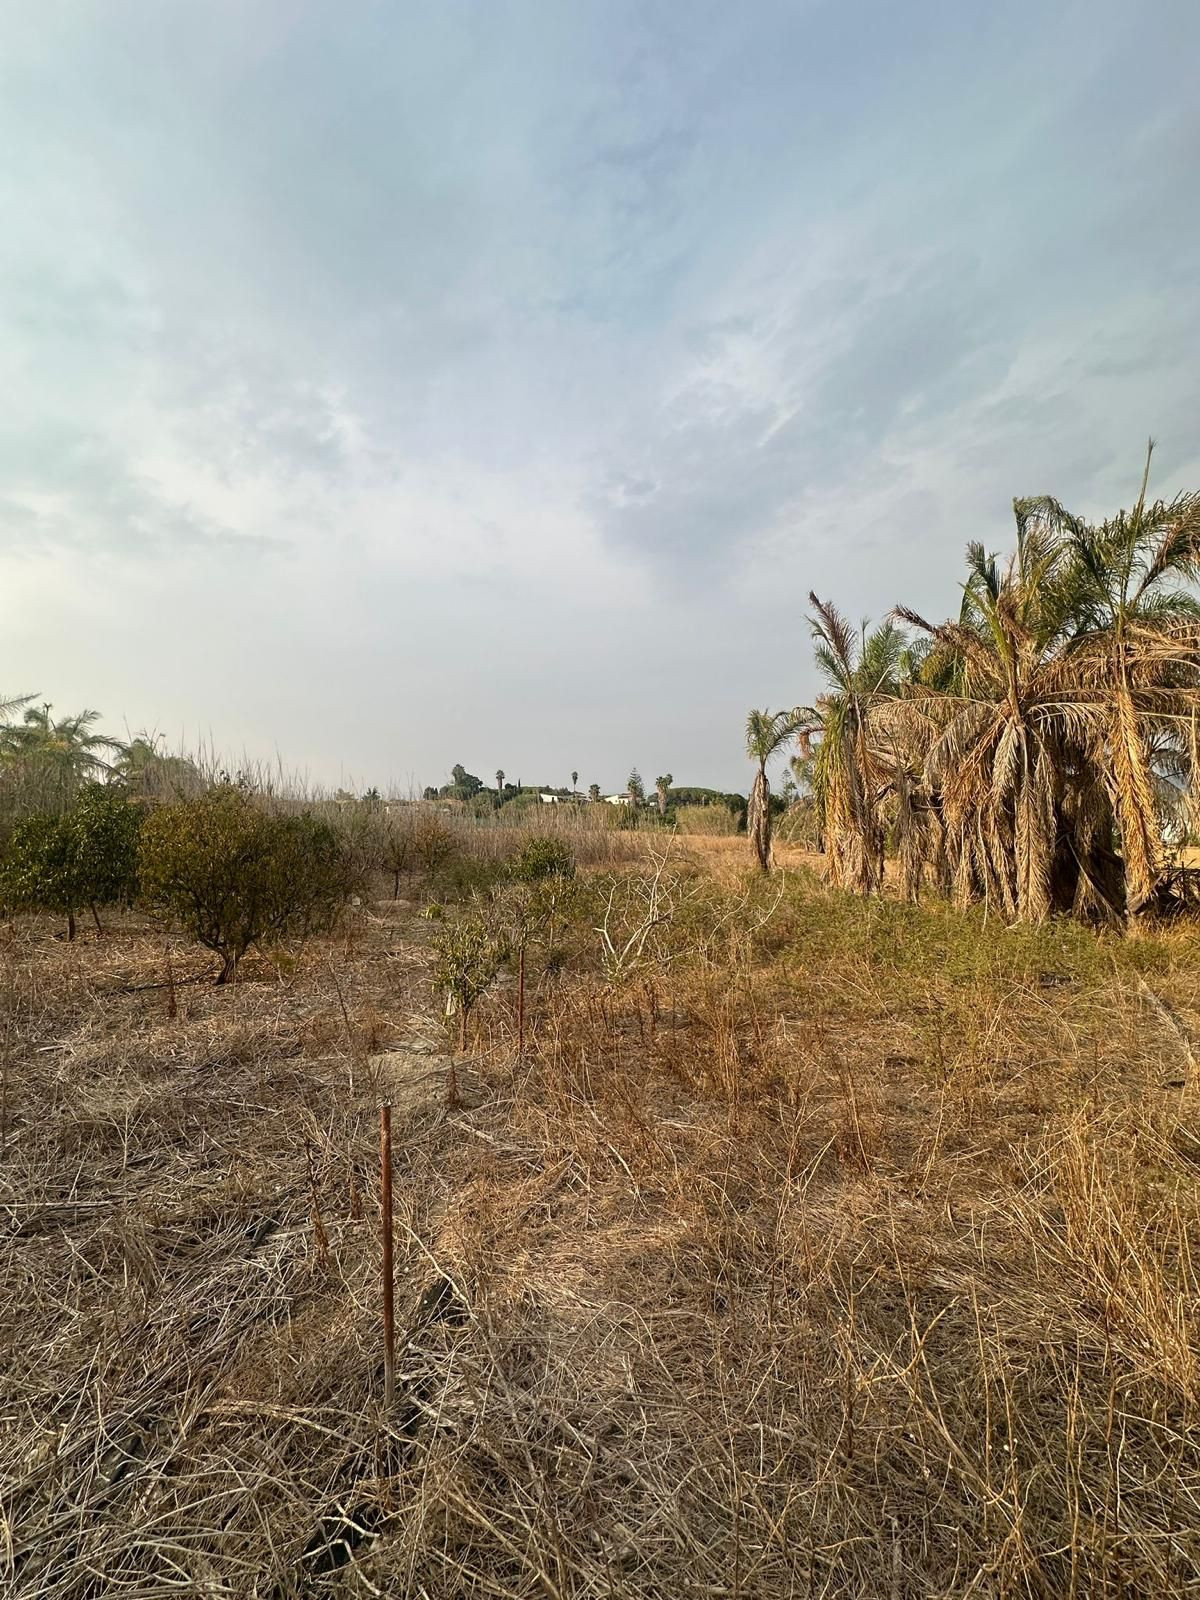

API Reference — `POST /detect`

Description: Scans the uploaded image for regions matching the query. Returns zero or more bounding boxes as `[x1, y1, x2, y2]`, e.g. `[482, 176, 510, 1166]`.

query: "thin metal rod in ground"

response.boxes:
[379, 1102, 395, 1410]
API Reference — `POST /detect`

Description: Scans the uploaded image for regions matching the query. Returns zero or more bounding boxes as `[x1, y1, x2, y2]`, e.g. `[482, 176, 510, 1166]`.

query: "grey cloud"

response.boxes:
[0, 425, 282, 559]
[2, 0, 1199, 792]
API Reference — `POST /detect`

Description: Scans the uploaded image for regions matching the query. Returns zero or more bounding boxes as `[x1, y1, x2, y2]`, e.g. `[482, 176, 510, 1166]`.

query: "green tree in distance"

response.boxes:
[0, 704, 124, 812]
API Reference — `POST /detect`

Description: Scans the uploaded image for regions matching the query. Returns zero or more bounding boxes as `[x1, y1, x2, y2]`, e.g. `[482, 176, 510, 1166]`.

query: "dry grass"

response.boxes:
[433, 806, 652, 869]
[4, 861, 1200, 1596]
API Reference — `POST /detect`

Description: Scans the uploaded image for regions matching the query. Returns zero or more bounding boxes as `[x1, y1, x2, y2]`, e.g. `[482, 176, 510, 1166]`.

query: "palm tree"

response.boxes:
[745, 711, 795, 870]
[588, 782, 601, 803]
[0, 705, 125, 813]
[1054, 441, 1200, 910]
[798, 601, 907, 895]
[893, 527, 1081, 919]
[786, 453, 1200, 923]
[571, 770, 579, 796]
[495, 769, 505, 802]
[655, 773, 672, 815]
[888, 451, 1200, 919]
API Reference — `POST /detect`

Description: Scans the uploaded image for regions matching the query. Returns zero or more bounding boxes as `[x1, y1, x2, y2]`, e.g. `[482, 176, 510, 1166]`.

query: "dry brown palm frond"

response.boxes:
[807, 591, 858, 678]
[991, 719, 1022, 809]
[894, 609, 1003, 683]
[1109, 686, 1164, 913]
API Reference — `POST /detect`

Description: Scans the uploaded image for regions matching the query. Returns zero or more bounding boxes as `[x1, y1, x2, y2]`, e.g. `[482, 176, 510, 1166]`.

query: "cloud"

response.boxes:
[0, 0, 1198, 789]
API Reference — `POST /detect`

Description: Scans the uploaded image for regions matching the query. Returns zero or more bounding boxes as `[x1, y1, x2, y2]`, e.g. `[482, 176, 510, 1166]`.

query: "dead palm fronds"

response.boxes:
[797, 448, 1200, 922]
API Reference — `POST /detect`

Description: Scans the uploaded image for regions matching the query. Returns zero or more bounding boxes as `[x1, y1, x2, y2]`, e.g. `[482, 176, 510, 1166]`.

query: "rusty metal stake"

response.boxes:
[380, 1102, 395, 1409]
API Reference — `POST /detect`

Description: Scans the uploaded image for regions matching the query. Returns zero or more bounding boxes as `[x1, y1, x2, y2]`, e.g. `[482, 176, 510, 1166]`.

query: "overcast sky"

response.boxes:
[3, 2, 1198, 794]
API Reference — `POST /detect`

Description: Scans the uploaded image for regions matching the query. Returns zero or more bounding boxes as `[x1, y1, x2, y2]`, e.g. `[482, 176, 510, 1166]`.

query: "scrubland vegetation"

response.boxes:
[4, 800, 1200, 1596]
[5, 459, 1200, 1594]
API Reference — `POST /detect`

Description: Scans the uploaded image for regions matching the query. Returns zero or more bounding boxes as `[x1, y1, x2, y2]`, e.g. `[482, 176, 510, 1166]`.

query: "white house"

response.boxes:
[603, 793, 632, 806]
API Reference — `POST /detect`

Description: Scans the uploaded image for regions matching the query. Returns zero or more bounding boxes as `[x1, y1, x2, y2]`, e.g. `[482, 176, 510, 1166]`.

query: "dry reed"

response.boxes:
[4, 857, 1200, 1596]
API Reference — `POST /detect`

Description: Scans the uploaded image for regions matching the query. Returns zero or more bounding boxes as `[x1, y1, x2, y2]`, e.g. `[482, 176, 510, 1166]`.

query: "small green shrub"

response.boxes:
[436, 855, 504, 900]
[139, 785, 348, 982]
[331, 803, 423, 900]
[432, 915, 503, 1096]
[510, 836, 576, 883]
[70, 783, 144, 913]
[413, 812, 457, 877]
[1, 783, 143, 938]
[2, 813, 80, 938]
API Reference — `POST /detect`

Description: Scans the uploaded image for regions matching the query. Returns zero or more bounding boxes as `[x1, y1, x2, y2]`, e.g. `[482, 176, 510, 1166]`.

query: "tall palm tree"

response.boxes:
[894, 537, 1077, 920]
[798, 601, 907, 895]
[588, 782, 601, 803]
[655, 773, 673, 815]
[571, 770, 579, 795]
[746, 711, 795, 870]
[495, 768, 505, 797]
[0, 705, 125, 813]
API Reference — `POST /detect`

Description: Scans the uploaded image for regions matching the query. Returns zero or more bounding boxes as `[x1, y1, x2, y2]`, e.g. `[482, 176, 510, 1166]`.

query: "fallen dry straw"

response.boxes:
[3, 873, 1200, 1595]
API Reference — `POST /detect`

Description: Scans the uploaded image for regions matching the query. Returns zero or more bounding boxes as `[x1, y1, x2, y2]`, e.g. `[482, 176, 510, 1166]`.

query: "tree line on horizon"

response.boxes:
[423, 763, 748, 825]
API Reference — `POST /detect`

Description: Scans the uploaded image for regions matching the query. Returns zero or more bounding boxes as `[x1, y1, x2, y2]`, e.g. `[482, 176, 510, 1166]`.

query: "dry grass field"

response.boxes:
[5, 843, 1200, 1596]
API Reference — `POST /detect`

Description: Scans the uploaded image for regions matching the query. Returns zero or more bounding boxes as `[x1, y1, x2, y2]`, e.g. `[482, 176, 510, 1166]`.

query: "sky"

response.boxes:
[2, 1, 1199, 795]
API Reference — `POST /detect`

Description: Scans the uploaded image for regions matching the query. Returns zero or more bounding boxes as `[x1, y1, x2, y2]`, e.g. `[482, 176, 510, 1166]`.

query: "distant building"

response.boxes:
[603, 793, 632, 806]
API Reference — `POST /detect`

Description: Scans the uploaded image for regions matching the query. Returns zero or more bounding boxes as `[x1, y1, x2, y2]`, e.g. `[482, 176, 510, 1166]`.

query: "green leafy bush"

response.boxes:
[139, 786, 349, 982]
[71, 783, 144, 911]
[2, 813, 80, 938]
[437, 855, 505, 900]
[510, 836, 576, 883]
[1, 783, 143, 938]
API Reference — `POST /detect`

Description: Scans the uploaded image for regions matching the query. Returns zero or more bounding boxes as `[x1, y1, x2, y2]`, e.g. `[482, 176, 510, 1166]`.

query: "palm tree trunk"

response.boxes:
[749, 767, 771, 870]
